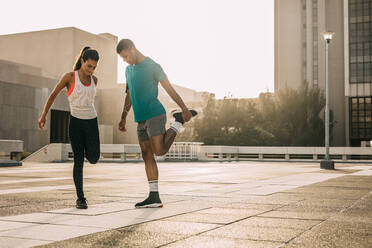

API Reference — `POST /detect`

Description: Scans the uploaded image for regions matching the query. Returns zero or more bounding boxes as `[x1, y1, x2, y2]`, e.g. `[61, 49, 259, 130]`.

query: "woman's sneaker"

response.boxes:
[76, 197, 88, 209]
[171, 109, 198, 124]
[135, 192, 163, 208]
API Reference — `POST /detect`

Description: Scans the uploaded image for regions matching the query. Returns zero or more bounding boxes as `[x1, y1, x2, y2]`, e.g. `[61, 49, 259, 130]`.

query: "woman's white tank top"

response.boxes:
[67, 71, 97, 119]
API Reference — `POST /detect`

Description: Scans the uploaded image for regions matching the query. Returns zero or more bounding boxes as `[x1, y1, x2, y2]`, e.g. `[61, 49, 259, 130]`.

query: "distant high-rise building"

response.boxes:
[275, 0, 372, 146]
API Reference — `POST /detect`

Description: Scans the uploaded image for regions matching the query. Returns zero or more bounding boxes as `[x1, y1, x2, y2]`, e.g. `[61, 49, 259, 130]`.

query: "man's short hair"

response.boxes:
[116, 39, 135, 54]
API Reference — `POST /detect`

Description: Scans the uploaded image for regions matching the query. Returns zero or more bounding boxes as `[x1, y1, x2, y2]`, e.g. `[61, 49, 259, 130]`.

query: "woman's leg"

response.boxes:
[84, 117, 100, 164]
[69, 116, 86, 199]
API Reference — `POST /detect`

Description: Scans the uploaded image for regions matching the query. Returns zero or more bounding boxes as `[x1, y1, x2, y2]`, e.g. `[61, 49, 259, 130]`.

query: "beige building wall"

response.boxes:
[275, 0, 347, 146]
[274, 0, 303, 91]
[0, 27, 117, 89]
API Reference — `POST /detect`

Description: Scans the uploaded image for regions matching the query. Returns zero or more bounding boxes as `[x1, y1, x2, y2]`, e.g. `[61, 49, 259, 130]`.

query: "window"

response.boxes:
[349, 0, 372, 84]
[350, 97, 372, 140]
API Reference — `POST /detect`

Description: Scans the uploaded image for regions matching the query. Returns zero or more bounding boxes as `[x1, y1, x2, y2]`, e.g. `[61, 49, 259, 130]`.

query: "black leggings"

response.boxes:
[69, 115, 100, 199]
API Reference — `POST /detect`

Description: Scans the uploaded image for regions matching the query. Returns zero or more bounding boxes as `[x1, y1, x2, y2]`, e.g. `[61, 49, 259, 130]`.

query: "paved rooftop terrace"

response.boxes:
[0, 161, 371, 247]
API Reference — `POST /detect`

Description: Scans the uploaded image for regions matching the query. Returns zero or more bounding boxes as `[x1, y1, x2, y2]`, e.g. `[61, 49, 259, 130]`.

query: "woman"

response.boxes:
[38, 47, 100, 209]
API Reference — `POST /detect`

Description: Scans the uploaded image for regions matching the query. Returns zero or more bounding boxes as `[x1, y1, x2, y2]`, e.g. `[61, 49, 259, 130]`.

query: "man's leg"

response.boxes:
[149, 110, 197, 156]
[135, 140, 163, 208]
[150, 130, 177, 157]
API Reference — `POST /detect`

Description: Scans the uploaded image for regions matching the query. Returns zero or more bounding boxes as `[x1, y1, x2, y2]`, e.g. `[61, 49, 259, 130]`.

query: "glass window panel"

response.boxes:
[359, 129, 365, 137]
[363, 3, 369, 16]
[366, 129, 371, 137]
[365, 63, 371, 76]
[359, 110, 365, 116]
[351, 63, 357, 77]
[357, 43, 364, 55]
[352, 98, 358, 104]
[350, 23, 357, 32]
[359, 123, 365, 128]
[358, 63, 364, 75]
[360, 116, 366, 122]
[352, 116, 358, 122]
[352, 129, 358, 137]
[366, 122, 372, 128]
[350, 4, 356, 17]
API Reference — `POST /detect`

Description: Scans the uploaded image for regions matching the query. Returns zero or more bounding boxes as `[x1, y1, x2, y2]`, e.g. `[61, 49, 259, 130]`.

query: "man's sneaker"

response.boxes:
[172, 109, 198, 124]
[135, 192, 163, 208]
[76, 197, 88, 209]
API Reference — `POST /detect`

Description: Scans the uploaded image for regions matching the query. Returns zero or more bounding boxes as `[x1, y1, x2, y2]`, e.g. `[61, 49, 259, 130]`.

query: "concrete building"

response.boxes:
[275, 0, 372, 146]
[0, 27, 210, 152]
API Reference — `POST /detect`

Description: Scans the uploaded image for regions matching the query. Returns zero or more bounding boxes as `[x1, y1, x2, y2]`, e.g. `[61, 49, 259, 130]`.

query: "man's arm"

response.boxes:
[160, 77, 192, 122]
[119, 91, 132, 132]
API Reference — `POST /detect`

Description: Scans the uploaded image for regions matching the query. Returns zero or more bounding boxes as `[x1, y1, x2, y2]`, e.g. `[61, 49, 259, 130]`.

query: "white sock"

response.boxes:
[170, 121, 183, 133]
[149, 180, 158, 192]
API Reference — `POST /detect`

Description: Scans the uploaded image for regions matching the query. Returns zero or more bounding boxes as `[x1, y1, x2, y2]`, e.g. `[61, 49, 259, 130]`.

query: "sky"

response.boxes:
[0, 0, 274, 99]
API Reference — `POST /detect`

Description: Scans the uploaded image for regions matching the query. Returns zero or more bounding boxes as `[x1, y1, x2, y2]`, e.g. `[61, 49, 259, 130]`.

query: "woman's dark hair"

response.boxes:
[73, 46, 99, 71]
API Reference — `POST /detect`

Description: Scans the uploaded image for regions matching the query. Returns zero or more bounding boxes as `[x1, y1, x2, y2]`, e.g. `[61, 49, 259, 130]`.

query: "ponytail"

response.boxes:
[73, 46, 99, 71]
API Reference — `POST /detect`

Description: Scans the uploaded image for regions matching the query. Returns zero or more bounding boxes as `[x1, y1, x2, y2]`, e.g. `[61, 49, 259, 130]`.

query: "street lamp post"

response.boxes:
[320, 31, 335, 170]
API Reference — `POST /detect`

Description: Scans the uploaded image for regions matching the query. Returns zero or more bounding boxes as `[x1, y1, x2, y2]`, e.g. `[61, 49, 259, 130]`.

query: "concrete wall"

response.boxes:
[323, 0, 346, 146]
[0, 60, 68, 152]
[0, 27, 118, 89]
[274, 0, 303, 91]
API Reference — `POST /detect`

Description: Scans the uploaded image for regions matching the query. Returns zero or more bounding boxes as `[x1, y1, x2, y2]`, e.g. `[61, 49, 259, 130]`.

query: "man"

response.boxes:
[117, 39, 197, 208]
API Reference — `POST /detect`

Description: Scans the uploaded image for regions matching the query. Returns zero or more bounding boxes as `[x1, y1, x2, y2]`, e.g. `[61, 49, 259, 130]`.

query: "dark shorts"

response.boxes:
[137, 114, 166, 142]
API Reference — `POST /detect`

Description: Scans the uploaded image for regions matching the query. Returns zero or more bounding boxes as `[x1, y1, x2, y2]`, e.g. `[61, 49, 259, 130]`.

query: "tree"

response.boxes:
[177, 84, 327, 146]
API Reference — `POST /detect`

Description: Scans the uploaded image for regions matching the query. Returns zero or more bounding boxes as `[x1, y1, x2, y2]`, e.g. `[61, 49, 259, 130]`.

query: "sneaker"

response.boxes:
[172, 109, 198, 124]
[135, 192, 163, 208]
[76, 197, 88, 209]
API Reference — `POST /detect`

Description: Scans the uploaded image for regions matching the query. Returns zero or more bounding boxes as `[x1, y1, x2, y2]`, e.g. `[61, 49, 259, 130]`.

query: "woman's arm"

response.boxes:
[38, 72, 72, 129]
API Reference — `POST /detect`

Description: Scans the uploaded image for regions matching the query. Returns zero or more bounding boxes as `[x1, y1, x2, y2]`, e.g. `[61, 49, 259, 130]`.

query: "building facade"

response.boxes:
[275, 0, 371, 146]
[0, 27, 210, 152]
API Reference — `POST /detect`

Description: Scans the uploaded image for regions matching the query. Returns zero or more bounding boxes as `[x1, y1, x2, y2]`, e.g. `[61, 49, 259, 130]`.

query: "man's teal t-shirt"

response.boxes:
[125, 57, 166, 122]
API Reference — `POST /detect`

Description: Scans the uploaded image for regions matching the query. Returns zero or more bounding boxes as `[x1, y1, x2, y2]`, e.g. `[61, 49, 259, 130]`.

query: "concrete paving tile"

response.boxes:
[120, 220, 220, 235]
[46, 202, 134, 216]
[235, 195, 304, 205]
[202, 224, 305, 242]
[290, 198, 356, 208]
[284, 187, 369, 200]
[235, 216, 322, 230]
[219, 202, 283, 211]
[0, 236, 51, 248]
[0, 212, 77, 224]
[162, 211, 256, 225]
[161, 200, 215, 211]
[53, 210, 149, 229]
[35, 230, 186, 248]
[195, 207, 266, 216]
[0, 220, 36, 231]
[0, 223, 106, 241]
[259, 210, 331, 220]
[284, 220, 372, 248]
[275, 204, 344, 213]
[237, 184, 297, 195]
[162, 236, 284, 248]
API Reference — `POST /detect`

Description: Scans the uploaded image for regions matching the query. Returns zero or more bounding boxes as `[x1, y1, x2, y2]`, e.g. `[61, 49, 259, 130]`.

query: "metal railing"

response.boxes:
[23, 143, 372, 163]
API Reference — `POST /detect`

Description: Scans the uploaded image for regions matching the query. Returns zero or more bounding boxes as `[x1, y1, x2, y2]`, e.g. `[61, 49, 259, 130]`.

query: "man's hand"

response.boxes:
[118, 118, 127, 132]
[38, 116, 46, 129]
[182, 108, 192, 123]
